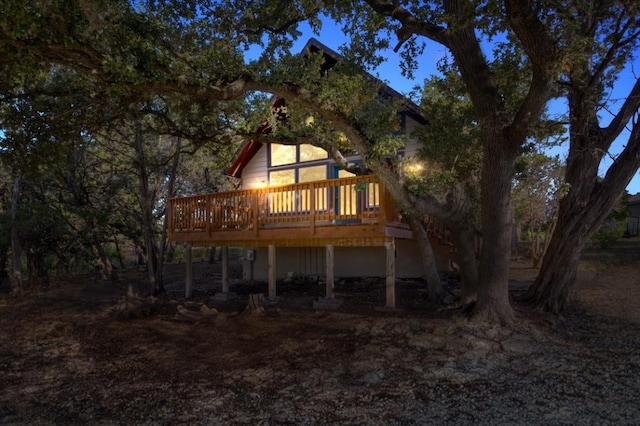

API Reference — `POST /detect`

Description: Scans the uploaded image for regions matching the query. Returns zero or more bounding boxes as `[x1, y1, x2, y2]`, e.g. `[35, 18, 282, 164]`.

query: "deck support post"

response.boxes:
[185, 244, 193, 299]
[213, 246, 237, 301]
[325, 244, 334, 298]
[385, 240, 396, 309]
[313, 244, 343, 310]
[221, 246, 229, 293]
[268, 245, 277, 301]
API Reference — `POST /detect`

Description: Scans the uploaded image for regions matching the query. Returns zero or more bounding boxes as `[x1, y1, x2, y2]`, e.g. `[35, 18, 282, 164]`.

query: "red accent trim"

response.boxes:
[225, 98, 286, 178]
[225, 140, 262, 178]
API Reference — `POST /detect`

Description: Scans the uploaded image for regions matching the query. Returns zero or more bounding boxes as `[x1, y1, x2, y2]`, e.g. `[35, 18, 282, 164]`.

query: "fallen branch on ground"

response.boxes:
[175, 304, 226, 324]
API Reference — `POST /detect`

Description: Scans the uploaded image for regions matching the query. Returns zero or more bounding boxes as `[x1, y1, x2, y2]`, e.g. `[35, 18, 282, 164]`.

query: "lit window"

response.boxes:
[300, 144, 327, 162]
[299, 165, 327, 182]
[336, 169, 378, 212]
[271, 144, 296, 166]
[300, 165, 328, 210]
[269, 169, 295, 186]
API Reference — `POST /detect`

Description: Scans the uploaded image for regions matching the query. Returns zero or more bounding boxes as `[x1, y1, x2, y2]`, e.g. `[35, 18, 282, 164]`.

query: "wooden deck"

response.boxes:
[168, 175, 465, 307]
[168, 175, 408, 247]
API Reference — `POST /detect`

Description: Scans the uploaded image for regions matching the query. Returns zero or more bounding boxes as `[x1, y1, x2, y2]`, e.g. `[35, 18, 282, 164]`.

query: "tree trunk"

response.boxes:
[0, 249, 9, 288]
[242, 293, 266, 316]
[523, 223, 584, 314]
[526, 104, 640, 313]
[93, 237, 119, 281]
[531, 217, 555, 270]
[471, 144, 517, 324]
[27, 247, 49, 289]
[134, 120, 162, 295]
[448, 222, 479, 304]
[405, 214, 442, 300]
[157, 137, 181, 290]
[525, 171, 635, 312]
[10, 176, 22, 296]
[113, 234, 126, 270]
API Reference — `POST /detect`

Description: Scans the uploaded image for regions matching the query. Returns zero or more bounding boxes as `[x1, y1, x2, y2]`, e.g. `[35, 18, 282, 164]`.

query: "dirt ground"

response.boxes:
[1, 256, 640, 425]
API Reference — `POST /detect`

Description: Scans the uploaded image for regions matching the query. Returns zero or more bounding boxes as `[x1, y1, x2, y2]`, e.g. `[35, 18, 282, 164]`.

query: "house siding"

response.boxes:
[626, 194, 640, 236]
[402, 115, 422, 159]
[240, 147, 268, 189]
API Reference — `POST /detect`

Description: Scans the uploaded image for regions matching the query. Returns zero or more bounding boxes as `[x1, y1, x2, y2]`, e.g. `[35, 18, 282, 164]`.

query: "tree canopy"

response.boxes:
[1, 0, 639, 323]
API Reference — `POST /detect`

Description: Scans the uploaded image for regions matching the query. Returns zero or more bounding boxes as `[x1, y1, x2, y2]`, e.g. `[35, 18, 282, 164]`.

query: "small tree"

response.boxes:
[512, 153, 565, 268]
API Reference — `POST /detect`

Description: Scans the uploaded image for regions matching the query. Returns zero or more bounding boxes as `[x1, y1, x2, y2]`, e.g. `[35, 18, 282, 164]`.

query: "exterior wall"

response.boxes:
[625, 195, 640, 236]
[402, 115, 422, 159]
[628, 199, 640, 217]
[240, 147, 269, 189]
[242, 239, 445, 281]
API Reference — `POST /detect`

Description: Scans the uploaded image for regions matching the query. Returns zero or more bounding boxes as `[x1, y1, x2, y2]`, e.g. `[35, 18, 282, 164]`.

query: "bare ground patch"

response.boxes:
[1, 258, 639, 425]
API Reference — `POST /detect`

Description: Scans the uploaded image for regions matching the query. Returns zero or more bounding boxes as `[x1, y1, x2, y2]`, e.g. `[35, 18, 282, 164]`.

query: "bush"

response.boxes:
[591, 219, 626, 249]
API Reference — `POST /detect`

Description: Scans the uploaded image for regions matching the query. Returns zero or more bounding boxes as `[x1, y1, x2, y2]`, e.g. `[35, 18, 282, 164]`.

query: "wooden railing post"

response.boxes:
[205, 195, 211, 236]
[309, 182, 316, 235]
[252, 192, 259, 236]
[378, 181, 387, 231]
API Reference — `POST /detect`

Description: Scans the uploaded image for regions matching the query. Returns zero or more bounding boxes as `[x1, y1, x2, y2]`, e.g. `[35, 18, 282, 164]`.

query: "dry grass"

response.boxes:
[1, 242, 639, 424]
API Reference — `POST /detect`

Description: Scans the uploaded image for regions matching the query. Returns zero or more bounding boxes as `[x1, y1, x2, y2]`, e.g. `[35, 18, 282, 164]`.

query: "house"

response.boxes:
[167, 39, 458, 308]
[625, 193, 640, 237]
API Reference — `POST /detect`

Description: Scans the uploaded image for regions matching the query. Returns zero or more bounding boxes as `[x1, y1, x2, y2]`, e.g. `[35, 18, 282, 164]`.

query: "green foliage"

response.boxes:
[512, 153, 565, 227]
[416, 67, 482, 181]
[591, 196, 630, 249]
[592, 220, 626, 249]
[395, 64, 482, 203]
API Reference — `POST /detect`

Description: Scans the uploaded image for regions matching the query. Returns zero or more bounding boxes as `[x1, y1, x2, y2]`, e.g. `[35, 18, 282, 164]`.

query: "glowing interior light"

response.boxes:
[405, 161, 424, 174]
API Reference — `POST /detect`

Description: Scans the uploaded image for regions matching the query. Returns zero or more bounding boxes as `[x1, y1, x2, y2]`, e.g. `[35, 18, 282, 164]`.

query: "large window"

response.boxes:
[268, 165, 329, 213]
[268, 166, 328, 186]
[300, 144, 327, 162]
[336, 170, 379, 215]
[299, 165, 327, 182]
[300, 165, 327, 211]
[268, 143, 330, 213]
[270, 144, 297, 166]
[269, 169, 295, 187]
[270, 143, 327, 166]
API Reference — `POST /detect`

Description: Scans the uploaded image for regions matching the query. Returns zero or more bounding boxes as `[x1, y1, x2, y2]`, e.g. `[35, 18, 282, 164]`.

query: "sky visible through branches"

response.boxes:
[262, 16, 640, 195]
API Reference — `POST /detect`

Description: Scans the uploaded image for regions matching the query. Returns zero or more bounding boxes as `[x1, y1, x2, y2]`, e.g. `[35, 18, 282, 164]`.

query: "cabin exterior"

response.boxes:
[625, 193, 640, 237]
[167, 39, 456, 307]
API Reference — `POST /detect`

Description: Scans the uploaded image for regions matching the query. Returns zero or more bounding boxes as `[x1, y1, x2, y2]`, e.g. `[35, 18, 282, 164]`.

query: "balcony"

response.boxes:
[167, 175, 418, 248]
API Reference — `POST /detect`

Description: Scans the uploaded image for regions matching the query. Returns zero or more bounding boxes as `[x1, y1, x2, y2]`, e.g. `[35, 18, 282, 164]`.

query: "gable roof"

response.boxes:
[226, 38, 426, 178]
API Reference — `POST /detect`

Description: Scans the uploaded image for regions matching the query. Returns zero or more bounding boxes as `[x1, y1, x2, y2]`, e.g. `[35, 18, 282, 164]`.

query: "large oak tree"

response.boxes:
[2, 0, 639, 322]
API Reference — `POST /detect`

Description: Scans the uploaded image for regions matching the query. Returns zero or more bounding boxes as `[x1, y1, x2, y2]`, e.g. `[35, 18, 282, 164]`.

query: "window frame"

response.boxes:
[268, 143, 328, 167]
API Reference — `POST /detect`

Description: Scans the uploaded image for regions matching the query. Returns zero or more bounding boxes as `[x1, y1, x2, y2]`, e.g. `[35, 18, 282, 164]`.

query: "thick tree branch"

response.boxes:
[442, 0, 504, 128]
[601, 114, 640, 193]
[601, 77, 640, 146]
[362, 0, 448, 46]
[504, 0, 561, 145]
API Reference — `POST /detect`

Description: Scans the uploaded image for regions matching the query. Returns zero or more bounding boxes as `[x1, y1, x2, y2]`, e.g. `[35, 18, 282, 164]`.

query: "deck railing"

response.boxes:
[168, 175, 397, 235]
[166, 174, 477, 259]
